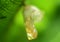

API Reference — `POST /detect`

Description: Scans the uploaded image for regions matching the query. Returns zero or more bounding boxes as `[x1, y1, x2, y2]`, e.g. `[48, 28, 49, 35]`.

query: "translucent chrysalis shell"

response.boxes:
[23, 5, 43, 40]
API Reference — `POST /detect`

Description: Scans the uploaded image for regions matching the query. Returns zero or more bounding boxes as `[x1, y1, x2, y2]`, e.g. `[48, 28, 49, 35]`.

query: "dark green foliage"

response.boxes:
[0, 0, 27, 42]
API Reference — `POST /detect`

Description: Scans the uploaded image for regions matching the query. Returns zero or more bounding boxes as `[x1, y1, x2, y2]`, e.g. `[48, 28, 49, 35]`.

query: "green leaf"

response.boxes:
[0, 0, 27, 42]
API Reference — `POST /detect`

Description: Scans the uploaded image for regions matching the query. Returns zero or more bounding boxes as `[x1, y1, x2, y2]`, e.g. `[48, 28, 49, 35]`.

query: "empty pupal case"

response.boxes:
[23, 5, 43, 40]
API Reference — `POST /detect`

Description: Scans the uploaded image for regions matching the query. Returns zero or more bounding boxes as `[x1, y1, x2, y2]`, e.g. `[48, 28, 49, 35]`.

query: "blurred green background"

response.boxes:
[0, 0, 60, 42]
